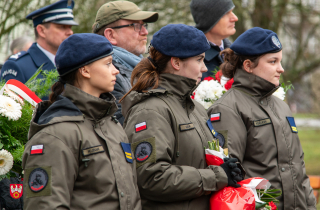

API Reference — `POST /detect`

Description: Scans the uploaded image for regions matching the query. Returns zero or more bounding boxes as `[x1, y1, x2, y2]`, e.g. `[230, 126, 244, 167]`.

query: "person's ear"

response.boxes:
[79, 66, 90, 79]
[243, 59, 253, 73]
[104, 28, 117, 45]
[170, 57, 181, 71]
[36, 24, 47, 39]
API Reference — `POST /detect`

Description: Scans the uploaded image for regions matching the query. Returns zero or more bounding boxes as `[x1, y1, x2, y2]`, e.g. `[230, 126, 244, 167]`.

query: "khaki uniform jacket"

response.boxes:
[121, 74, 228, 210]
[22, 84, 141, 210]
[207, 69, 316, 210]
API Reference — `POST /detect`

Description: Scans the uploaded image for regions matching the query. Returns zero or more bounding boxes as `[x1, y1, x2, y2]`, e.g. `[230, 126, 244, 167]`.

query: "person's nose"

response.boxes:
[278, 63, 284, 73]
[112, 64, 120, 75]
[201, 61, 208, 73]
[67, 27, 73, 36]
[140, 25, 148, 36]
[231, 12, 238, 22]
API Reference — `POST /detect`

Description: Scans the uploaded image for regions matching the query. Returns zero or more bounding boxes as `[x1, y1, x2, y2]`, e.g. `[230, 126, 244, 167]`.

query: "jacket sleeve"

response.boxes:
[1, 60, 26, 83]
[124, 108, 227, 202]
[207, 103, 247, 162]
[299, 143, 317, 209]
[111, 79, 125, 125]
[22, 131, 78, 210]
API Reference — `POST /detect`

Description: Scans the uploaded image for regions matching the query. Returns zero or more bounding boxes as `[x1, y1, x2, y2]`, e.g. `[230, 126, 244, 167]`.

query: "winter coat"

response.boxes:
[22, 84, 141, 210]
[202, 38, 232, 79]
[207, 69, 317, 210]
[121, 73, 228, 210]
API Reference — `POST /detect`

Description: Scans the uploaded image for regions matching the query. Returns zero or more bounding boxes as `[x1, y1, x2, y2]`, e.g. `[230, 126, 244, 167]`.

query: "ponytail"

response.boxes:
[49, 69, 79, 105]
[220, 48, 261, 79]
[120, 47, 171, 101]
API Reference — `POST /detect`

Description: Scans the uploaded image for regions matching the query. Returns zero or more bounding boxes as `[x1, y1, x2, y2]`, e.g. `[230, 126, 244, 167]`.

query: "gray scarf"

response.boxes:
[112, 46, 143, 70]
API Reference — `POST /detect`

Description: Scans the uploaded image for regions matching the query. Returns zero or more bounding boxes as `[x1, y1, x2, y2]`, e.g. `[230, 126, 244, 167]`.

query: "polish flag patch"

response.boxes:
[135, 122, 147, 132]
[30, 145, 44, 155]
[210, 113, 221, 122]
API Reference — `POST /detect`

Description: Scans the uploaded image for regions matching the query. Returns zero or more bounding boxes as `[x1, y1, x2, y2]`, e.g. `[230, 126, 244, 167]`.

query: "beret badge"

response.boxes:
[272, 36, 281, 48]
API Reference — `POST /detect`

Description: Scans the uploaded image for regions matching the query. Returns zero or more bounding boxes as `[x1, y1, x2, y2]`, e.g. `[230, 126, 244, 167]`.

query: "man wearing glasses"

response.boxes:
[93, 1, 158, 125]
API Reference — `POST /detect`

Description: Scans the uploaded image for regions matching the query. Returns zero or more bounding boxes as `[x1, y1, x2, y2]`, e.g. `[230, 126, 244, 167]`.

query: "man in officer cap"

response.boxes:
[92, 0, 158, 125]
[190, 0, 238, 81]
[0, 0, 78, 84]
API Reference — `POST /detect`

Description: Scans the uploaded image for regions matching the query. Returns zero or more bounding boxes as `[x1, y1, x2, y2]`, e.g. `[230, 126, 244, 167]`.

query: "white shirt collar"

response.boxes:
[36, 43, 56, 66]
[210, 41, 224, 50]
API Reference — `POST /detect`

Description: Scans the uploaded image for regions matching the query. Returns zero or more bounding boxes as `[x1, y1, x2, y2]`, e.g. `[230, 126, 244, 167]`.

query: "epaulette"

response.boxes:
[8, 51, 28, 61]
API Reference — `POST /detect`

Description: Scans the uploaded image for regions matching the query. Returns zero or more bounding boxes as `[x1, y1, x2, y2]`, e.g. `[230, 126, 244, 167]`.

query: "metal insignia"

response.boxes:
[135, 142, 152, 163]
[28, 168, 48, 192]
[271, 36, 281, 48]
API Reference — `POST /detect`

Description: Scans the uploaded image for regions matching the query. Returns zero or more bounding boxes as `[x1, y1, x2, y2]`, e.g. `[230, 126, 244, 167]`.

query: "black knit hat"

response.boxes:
[190, 0, 235, 34]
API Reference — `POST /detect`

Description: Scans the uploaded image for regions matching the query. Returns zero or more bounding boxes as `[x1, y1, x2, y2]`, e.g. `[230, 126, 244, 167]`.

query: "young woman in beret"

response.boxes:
[121, 24, 243, 210]
[22, 33, 141, 210]
[207, 27, 316, 210]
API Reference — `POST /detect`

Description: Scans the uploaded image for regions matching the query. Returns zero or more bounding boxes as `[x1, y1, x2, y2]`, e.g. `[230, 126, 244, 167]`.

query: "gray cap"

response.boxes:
[190, 0, 235, 34]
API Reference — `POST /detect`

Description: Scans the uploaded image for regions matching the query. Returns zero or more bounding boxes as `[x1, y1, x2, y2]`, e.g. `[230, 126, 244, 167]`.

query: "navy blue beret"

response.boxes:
[230, 27, 282, 56]
[26, 0, 78, 27]
[55, 33, 113, 76]
[151, 24, 210, 58]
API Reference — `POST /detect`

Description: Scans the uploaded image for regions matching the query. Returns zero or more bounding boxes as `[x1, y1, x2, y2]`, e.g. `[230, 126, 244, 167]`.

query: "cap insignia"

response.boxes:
[271, 36, 281, 48]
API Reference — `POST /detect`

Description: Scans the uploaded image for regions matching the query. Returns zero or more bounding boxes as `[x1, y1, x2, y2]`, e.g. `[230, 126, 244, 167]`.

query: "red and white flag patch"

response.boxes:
[135, 122, 147, 132]
[30, 145, 44, 155]
[210, 113, 221, 122]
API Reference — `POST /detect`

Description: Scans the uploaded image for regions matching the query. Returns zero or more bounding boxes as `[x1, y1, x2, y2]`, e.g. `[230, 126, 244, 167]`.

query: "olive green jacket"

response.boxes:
[207, 69, 316, 210]
[121, 74, 228, 210]
[22, 84, 141, 210]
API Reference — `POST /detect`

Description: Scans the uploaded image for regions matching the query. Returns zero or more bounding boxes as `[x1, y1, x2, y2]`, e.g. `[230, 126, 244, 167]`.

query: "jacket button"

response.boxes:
[260, 101, 264, 105]
[281, 168, 285, 172]
[120, 192, 124, 197]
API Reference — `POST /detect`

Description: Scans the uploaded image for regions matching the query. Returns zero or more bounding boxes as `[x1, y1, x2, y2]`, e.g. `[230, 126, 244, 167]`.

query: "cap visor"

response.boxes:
[51, 19, 79, 26]
[123, 11, 158, 23]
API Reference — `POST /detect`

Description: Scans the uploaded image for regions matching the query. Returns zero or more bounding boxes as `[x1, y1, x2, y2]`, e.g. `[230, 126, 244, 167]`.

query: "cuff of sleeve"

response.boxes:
[198, 165, 228, 191]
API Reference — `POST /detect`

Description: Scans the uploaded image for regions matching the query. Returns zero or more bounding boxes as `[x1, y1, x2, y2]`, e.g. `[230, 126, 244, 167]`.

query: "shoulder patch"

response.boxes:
[179, 123, 195, 131]
[135, 121, 147, 132]
[253, 118, 272, 127]
[131, 137, 156, 168]
[25, 166, 52, 198]
[217, 130, 228, 149]
[8, 51, 27, 60]
[286, 117, 298, 133]
[1, 69, 18, 77]
[216, 133, 225, 148]
[120, 142, 133, 163]
[30, 144, 44, 155]
[210, 113, 221, 122]
[206, 119, 218, 138]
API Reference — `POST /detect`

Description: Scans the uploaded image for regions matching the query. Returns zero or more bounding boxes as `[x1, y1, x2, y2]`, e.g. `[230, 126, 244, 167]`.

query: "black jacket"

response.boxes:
[202, 38, 232, 79]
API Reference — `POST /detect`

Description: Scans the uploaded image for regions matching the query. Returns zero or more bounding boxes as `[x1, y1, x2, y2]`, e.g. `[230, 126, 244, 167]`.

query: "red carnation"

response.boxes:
[215, 70, 222, 82]
[268, 201, 277, 210]
[224, 78, 234, 90]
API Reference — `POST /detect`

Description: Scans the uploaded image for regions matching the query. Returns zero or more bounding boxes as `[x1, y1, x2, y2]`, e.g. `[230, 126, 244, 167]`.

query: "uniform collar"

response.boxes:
[232, 68, 279, 98]
[28, 43, 55, 68]
[36, 43, 56, 66]
[63, 84, 118, 121]
[159, 74, 198, 98]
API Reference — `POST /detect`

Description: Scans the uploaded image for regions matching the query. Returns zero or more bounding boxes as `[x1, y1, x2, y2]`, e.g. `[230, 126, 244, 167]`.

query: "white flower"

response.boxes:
[273, 87, 286, 100]
[0, 149, 14, 175]
[193, 80, 226, 109]
[0, 95, 22, 120]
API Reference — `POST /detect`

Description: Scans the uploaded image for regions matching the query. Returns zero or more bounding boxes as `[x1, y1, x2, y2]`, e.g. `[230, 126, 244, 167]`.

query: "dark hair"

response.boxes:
[34, 23, 51, 39]
[220, 48, 261, 78]
[49, 70, 79, 105]
[120, 47, 171, 101]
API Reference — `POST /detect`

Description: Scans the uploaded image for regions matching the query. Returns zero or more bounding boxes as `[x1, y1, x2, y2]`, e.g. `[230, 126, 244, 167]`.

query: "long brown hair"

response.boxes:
[220, 48, 261, 78]
[49, 70, 79, 105]
[120, 47, 171, 101]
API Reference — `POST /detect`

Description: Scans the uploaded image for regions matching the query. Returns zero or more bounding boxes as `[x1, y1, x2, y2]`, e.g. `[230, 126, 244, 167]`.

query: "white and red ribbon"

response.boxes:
[0, 79, 42, 106]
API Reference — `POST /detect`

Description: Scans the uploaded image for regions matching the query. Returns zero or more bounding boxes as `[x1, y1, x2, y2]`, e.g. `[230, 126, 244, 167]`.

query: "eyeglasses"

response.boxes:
[110, 23, 148, 32]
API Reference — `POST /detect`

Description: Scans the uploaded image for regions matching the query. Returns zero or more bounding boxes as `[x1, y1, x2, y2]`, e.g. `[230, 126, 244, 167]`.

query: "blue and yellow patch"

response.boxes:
[206, 119, 218, 138]
[120, 142, 133, 163]
[286, 117, 298, 133]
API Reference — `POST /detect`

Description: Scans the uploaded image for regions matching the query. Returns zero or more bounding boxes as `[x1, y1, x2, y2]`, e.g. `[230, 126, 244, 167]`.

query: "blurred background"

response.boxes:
[0, 0, 319, 205]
